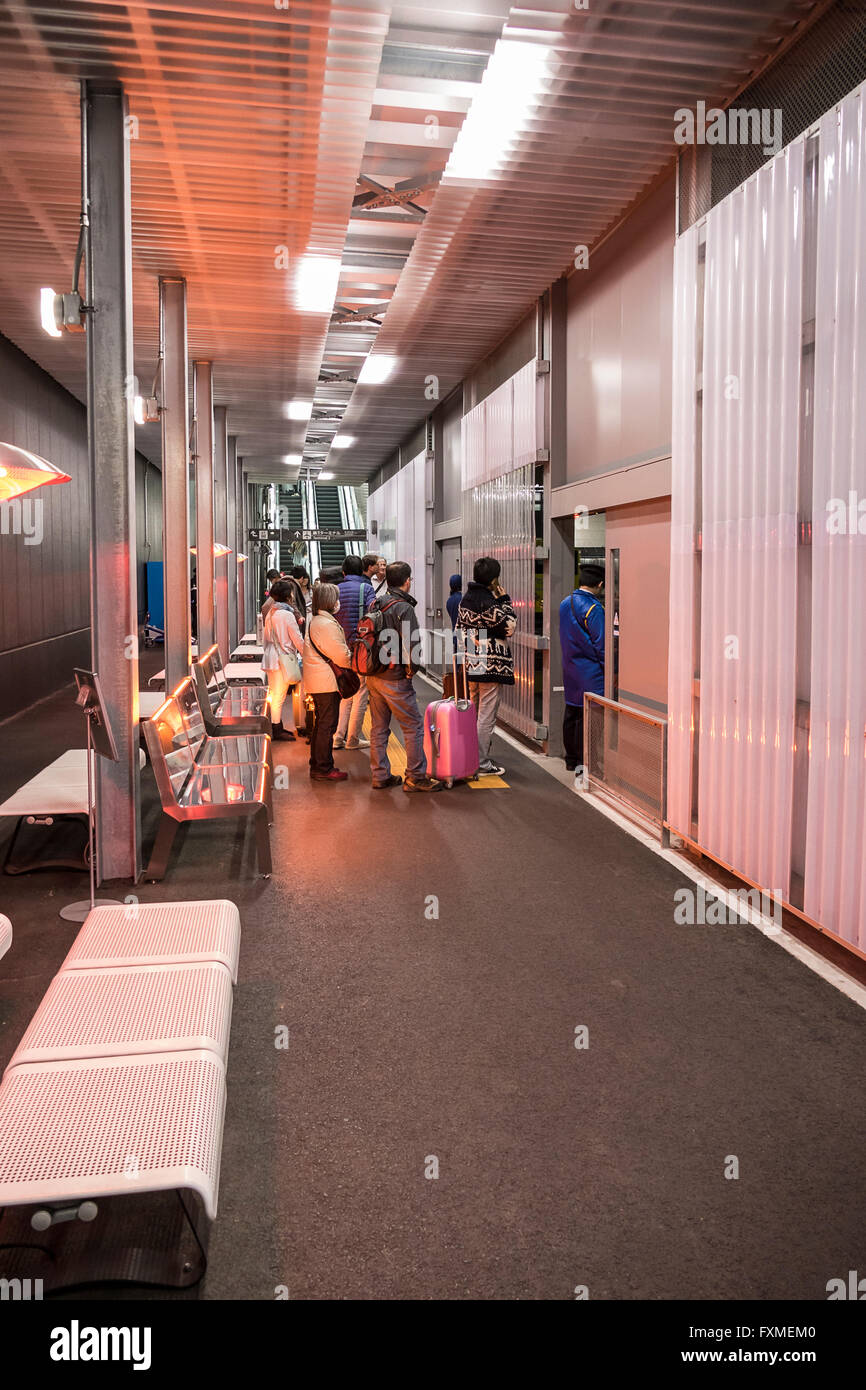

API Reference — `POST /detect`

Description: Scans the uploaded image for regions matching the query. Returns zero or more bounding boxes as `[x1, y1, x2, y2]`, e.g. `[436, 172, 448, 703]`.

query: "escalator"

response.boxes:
[277, 486, 303, 571]
[314, 484, 347, 568]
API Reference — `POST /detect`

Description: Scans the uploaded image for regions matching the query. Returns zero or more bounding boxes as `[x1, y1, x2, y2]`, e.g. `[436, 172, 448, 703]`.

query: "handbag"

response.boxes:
[309, 623, 361, 699]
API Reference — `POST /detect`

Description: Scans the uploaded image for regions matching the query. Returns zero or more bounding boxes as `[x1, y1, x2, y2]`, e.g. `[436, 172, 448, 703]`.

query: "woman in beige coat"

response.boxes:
[303, 582, 353, 782]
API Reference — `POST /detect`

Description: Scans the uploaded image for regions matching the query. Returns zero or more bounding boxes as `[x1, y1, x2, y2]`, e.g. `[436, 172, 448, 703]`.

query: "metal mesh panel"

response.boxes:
[463, 464, 536, 738]
[679, 0, 866, 232]
[584, 695, 667, 840]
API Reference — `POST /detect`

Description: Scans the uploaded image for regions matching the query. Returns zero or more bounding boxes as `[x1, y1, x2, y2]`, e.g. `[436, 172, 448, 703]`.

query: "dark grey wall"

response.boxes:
[0, 332, 162, 722]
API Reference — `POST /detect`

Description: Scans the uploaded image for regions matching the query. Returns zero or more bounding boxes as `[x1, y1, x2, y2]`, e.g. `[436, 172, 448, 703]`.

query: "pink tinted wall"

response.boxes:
[566, 176, 675, 481]
[604, 497, 671, 713]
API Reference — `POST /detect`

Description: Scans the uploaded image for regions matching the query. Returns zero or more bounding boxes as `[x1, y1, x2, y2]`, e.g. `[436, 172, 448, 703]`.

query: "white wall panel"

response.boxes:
[667, 223, 700, 835]
[804, 88, 866, 951]
[697, 142, 803, 895]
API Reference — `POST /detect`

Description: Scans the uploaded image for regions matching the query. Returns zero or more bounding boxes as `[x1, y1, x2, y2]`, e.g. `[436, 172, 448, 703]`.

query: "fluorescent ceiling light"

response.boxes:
[40, 287, 62, 337]
[444, 39, 551, 182]
[332, 435, 354, 449]
[296, 255, 340, 314]
[318, 472, 335, 481]
[283, 453, 303, 466]
[285, 400, 312, 421]
[357, 354, 397, 385]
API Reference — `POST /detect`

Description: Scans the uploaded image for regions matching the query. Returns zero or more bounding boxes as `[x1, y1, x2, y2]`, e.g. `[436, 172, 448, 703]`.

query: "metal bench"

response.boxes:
[61, 899, 242, 981]
[193, 643, 271, 737]
[0, 898, 240, 1291]
[142, 683, 273, 881]
[0, 914, 11, 962]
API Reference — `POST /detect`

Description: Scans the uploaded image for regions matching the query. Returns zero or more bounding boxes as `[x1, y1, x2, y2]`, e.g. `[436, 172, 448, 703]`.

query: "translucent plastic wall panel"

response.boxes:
[512, 361, 538, 466]
[667, 224, 700, 835]
[461, 401, 485, 491]
[461, 362, 537, 490]
[485, 379, 513, 486]
[698, 143, 803, 894]
[463, 464, 535, 736]
[804, 88, 866, 951]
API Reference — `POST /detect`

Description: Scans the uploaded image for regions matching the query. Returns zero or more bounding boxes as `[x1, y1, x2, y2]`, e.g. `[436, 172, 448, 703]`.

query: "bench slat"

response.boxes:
[9, 962, 234, 1068]
[0, 1050, 226, 1220]
[61, 900, 241, 982]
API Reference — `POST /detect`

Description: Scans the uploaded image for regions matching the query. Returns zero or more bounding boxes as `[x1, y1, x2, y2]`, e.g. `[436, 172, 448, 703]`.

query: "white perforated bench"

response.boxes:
[10, 961, 234, 1067]
[62, 899, 241, 982]
[1, 748, 146, 875]
[0, 1050, 226, 1220]
[0, 914, 11, 962]
[0, 898, 241, 1291]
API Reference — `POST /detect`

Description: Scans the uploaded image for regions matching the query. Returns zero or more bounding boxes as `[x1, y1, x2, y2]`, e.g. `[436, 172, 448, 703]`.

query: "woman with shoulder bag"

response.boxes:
[262, 579, 304, 741]
[303, 582, 358, 782]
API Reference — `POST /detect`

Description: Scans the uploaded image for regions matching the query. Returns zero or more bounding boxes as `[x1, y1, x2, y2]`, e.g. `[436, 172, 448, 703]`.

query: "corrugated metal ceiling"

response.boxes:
[0, 0, 820, 485]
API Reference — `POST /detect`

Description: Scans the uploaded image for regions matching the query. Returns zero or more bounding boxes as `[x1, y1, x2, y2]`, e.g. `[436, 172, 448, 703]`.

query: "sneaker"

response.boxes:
[372, 774, 402, 789]
[310, 768, 348, 782]
[332, 736, 345, 749]
[402, 776, 444, 793]
[477, 760, 505, 777]
[344, 737, 370, 750]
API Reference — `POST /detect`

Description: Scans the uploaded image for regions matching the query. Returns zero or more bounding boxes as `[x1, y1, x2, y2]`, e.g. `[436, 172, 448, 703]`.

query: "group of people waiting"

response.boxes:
[259, 552, 521, 790]
[260, 547, 607, 789]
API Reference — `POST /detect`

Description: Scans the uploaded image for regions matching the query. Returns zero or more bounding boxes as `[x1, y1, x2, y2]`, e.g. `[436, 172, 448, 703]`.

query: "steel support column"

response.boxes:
[159, 276, 191, 693]
[193, 361, 215, 656]
[543, 276, 570, 760]
[213, 405, 229, 663]
[227, 435, 239, 650]
[84, 81, 140, 883]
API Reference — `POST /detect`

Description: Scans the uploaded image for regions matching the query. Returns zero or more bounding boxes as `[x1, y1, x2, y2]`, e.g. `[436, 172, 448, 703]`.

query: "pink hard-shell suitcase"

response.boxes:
[423, 637, 479, 786]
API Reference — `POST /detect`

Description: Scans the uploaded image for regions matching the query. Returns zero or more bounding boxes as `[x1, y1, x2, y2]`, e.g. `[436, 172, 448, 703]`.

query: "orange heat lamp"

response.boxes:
[190, 542, 233, 557]
[0, 441, 71, 503]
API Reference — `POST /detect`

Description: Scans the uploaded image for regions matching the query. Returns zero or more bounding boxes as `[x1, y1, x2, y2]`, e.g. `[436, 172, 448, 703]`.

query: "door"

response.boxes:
[435, 537, 462, 676]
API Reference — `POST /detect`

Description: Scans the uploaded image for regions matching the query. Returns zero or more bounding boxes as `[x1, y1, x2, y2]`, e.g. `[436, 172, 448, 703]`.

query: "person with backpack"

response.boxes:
[359, 561, 442, 793]
[455, 557, 517, 777]
[333, 555, 376, 751]
[558, 562, 605, 773]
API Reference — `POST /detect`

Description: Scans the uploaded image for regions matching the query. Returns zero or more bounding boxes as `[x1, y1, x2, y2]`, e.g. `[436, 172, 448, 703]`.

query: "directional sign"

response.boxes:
[248, 527, 281, 541]
[287, 528, 366, 542]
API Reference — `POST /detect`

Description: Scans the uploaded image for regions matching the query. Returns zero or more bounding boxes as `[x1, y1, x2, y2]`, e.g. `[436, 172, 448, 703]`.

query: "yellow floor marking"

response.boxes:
[468, 775, 510, 789]
[361, 711, 407, 774]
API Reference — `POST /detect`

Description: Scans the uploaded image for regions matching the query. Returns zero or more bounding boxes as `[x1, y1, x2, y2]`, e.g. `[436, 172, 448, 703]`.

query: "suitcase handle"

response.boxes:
[453, 628, 470, 702]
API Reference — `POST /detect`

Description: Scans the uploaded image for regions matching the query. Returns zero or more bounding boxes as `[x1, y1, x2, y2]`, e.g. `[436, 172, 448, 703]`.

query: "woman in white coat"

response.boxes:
[303, 581, 353, 781]
[262, 579, 305, 741]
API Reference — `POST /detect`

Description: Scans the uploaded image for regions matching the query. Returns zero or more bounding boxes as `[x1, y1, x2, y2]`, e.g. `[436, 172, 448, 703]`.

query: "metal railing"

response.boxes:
[583, 694, 668, 843]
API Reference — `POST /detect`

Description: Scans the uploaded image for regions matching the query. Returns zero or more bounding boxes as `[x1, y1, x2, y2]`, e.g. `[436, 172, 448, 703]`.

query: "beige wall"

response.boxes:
[604, 496, 671, 713]
[566, 176, 675, 482]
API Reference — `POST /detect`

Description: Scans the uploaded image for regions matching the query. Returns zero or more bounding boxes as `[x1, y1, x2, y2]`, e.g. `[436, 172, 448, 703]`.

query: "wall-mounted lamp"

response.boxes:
[0, 441, 71, 502]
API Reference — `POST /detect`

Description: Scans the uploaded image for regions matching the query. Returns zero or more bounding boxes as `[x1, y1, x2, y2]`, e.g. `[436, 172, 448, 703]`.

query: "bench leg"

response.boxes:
[145, 813, 179, 882]
[254, 806, 272, 878]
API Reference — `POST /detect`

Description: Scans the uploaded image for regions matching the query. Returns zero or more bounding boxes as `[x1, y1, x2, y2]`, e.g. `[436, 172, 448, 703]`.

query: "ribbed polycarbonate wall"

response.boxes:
[669, 82, 866, 955]
[462, 362, 538, 738]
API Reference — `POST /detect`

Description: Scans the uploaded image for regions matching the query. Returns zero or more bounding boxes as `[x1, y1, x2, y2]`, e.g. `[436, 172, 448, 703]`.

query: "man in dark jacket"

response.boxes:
[334, 555, 376, 750]
[366, 561, 442, 793]
[455, 557, 516, 777]
[558, 562, 605, 772]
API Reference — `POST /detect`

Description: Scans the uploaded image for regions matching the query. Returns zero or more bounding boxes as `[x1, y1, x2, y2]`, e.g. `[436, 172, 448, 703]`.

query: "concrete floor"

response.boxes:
[1, 668, 865, 1300]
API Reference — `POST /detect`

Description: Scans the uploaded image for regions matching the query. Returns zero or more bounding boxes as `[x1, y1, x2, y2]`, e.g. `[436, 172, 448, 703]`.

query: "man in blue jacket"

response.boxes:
[558, 563, 605, 773]
[334, 554, 376, 750]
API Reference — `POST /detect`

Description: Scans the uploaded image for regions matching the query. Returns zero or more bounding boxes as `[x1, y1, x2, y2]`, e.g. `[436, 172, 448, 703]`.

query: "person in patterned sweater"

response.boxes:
[455, 556, 517, 777]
